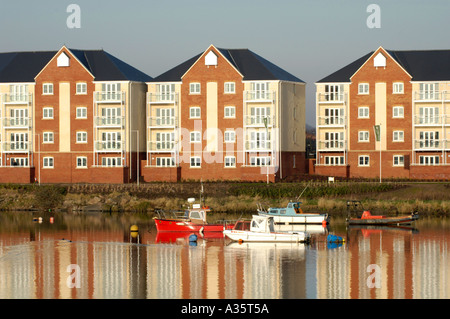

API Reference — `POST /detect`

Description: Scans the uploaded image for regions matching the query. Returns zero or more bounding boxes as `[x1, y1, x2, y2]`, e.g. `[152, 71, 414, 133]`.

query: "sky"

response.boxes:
[1, 0, 449, 126]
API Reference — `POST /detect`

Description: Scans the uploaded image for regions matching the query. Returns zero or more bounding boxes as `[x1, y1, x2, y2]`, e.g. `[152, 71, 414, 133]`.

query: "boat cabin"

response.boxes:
[187, 204, 210, 224]
[265, 202, 303, 216]
[250, 215, 275, 233]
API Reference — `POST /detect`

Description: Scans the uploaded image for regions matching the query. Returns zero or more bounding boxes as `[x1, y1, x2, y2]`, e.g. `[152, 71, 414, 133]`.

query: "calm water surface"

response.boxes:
[0, 211, 448, 299]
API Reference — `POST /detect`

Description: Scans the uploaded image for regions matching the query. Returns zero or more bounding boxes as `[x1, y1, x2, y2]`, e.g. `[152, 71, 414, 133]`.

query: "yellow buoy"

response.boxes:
[130, 225, 139, 232]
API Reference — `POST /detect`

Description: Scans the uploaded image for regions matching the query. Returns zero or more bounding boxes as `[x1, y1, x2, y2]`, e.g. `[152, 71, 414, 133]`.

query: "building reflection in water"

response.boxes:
[0, 216, 448, 299]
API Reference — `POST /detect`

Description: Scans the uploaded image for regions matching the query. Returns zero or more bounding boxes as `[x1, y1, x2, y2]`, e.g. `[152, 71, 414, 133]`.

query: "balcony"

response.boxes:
[148, 116, 177, 128]
[414, 115, 450, 126]
[414, 139, 448, 151]
[2, 142, 30, 153]
[413, 91, 450, 102]
[317, 140, 346, 151]
[2, 117, 31, 129]
[147, 141, 177, 152]
[244, 115, 274, 127]
[317, 93, 346, 104]
[147, 93, 178, 104]
[94, 92, 125, 103]
[317, 116, 346, 127]
[94, 141, 123, 152]
[245, 140, 272, 152]
[2, 94, 32, 104]
[94, 116, 124, 128]
[244, 91, 275, 102]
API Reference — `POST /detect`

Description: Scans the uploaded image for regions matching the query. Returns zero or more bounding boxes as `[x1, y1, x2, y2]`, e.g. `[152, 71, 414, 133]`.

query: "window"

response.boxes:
[325, 108, 344, 124]
[155, 132, 174, 150]
[9, 133, 28, 151]
[249, 106, 270, 125]
[189, 107, 201, 119]
[190, 131, 201, 143]
[393, 106, 404, 118]
[358, 107, 369, 119]
[358, 155, 370, 167]
[43, 83, 53, 95]
[76, 83, 87, 95]
[224, 156, 236, 167]
[224, 131, 235, 143]
[157, 84, 175, 101]
[190, 156, 201, 167]
[358, 83, 369, 94]
[9, 85, 28, 102]
[101, 132, 121, 150]
[419, 131, 440, 148]
[189, 83, 201, 94]
[10, 157, 28, 167]
[76, 107, 87, 119]
[77, 157, 87, 168]
[224, 82, 235, 94]
[324, 156, 345, 166]
[393, 131, 404, 142]
[43, 132, 54, 144]
[102, 157, 122, 167]
[419, 83, 439, 100]
[393, 155, 404, 167]
[156, 157, 175, 167]
[250, 156, 271, 166]
[324, 84, 344, 101]
[251, 82, 270, 100]
[43, 107, 54, 119]
[393, 82, 404, 94]
[324, 132, 344, 149]
[76, 132, 87, 143]
[419, 107, 439, 124]
[419, 155, 440, 165]
[43, 157, 54, 168]
[358, 131, 370, 142]
[224, 106, 236, 118]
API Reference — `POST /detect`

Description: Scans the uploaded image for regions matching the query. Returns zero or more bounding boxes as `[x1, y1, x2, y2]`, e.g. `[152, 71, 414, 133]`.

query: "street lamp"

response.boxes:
[132, 130, 140, 186]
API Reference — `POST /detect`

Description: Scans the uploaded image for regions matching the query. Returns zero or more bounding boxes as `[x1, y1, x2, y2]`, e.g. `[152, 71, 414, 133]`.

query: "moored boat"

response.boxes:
[258, 201, 329, 225]
[347, 210, 419, 225]
[223, 215, 311, 243]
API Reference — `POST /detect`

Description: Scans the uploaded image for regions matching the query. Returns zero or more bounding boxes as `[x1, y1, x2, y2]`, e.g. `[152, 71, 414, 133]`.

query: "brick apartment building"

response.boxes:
[142, 45, 306, 182]
[0, 46, 151, 184]
[315, 46, 450, 180]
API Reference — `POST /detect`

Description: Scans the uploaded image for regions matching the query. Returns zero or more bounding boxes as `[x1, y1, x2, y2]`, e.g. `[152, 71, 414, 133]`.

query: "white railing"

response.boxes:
[2, 142, 30, 152]
[147, 93, 178, 103]
[147, 116, 177, 127]
[244, 91, 275, 102]
[2, 94, 32, 104]
[2, 117, 31, 128]
[317, 92, 346, 103]
[317, 116, 346, 126]
[244, 115, 274, 127]
[94, 116, 124, 127]
[95, 141, 123, 152]
[414, 139, 448, 150]
[317, 140, 346, 151]
[94, 91, 125, 103]
[147, 141, 177, 151]
[245, 140, 272, 151]
[413, 91, 449, 101]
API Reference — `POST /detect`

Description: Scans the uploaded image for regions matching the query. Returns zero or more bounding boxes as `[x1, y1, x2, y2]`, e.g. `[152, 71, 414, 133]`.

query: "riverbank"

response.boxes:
[0, 181, 448, 216]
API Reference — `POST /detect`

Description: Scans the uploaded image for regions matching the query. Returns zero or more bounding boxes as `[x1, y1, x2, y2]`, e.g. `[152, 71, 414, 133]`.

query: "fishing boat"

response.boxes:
[258, 201, 329, 225]
[346, 200, 419, 225]
[153, 198, 233, 233]
[223, 215, 311, 243]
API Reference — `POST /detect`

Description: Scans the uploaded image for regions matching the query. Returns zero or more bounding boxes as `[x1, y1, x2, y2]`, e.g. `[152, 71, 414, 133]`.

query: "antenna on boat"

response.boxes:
[296, 182, 310, 202]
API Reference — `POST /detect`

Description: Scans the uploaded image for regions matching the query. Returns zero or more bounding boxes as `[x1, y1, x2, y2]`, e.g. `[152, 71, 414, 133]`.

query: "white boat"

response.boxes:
[223, 215, 311, 243]
[258, 201, 328, 225]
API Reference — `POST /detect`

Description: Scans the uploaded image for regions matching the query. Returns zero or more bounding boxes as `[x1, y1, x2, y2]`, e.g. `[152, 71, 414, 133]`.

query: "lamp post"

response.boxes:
[132, 130, 140, 186]
[264, 116, 269, 184]
[374, 124, 381, 183]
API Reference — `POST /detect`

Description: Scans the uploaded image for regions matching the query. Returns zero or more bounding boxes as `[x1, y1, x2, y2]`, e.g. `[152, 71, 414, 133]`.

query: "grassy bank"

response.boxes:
[0, 182, 448, 216]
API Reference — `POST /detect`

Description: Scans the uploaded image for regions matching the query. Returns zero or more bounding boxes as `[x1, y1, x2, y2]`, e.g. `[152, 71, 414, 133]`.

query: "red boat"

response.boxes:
[154, 205, 233, 233]
[347, 210, 419, 226]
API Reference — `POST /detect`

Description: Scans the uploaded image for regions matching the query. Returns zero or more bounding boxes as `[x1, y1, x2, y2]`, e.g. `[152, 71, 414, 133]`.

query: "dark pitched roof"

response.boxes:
[0, 48, 152, 83]
[317, 48, 450, 83]
[151, 47, 304, 83]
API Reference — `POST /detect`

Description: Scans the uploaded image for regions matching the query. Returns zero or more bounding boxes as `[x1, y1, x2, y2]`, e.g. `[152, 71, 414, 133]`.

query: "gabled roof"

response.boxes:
[152, 46, 304, 83]
[0, 48, 152, 83]
[317, 48, 450, 83]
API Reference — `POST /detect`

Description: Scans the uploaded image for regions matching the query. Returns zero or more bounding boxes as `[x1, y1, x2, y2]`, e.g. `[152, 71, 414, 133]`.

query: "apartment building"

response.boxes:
[0, 46, 151, 184]
[315, 46, 450, 180]
[142, 45, 306, 182]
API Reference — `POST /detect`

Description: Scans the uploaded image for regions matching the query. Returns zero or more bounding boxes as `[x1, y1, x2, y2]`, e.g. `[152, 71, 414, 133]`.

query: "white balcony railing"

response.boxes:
[317, 140, 346, 151]
[94, 92, 125, 103]
[244, 91, 275, 102]
[317, 116, 346, 126]
[413, 91, 450, 101]
[2, 142, 30, 152]
[245, 140, 272, 151]
[414, 139, 448, 150]
[244, 115, 274, 127]
[2, 117, 31, 128]
[94, 141, 123, 152]
[147, 141, 177, 152]
[94, 116, 124, 127]
[2, 94, 32, 104]
[147, 116, 177, 127]
[414, 115, 450, 126]
[317, 93, 346, 103]
[147, 93, 178, 104]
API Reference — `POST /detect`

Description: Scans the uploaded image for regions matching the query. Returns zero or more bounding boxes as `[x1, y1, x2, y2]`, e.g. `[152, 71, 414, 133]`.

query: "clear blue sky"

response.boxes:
[1, 0, 448, 126]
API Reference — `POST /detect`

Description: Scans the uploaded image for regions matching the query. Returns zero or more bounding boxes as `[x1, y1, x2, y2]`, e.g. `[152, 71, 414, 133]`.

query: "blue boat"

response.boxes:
[258, 201, 329, 225]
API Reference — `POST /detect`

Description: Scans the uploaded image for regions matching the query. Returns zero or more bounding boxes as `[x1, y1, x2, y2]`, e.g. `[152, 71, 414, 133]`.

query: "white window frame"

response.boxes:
[224, 156, 236, 168]
[393, 106, 404, 118]
[189, 83, 201, 94]
[76, 131, 88, 143]
[224, 106, 236, 119]
[358, 155, 370, 167]
[43, 157, 54, 168]
[156, 157, 175, 167]
[419, 155, 440, 166]
[77, 156, 88, 168]
[393, 130, 404, 142]
[358, 131, 370, 142]
[324, 156, 345, 166]
[190, 156, 201, 168]
[393, 155, 404, 167]
[358, 106, 369, 119]
[43, 83, 54, 95]
[76, 107, 87, 119]
[190, 131, 201, 143]
[224, 131, 236, 143]
[189, 106, 201, 119]
[76, 83, 87, 95]
[224, 82, 235, 94]
[10, 157, 29, 167]
[101, 157, 122, 167]
[43, 132, 54, 144]
[358, 83, 369, 95]
[393, 82, 404, 94]
[43, 107, 54, 119]
[250, 156, 271, 167]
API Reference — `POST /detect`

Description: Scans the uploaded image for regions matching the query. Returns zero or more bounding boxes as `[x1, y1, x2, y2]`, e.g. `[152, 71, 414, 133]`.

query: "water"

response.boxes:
[0, 211, 449, 299]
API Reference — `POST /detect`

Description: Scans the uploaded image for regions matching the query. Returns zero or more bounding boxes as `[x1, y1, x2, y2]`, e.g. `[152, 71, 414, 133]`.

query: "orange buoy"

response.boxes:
[322, 220, 327, 227]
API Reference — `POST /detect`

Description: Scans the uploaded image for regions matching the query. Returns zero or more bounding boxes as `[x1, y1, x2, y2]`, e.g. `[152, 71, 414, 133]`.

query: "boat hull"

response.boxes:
[259, 213, 328, 225]
[154, 218, 232, 232]
[347, 214, 419, 226]
[223, 229, 310, 243]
